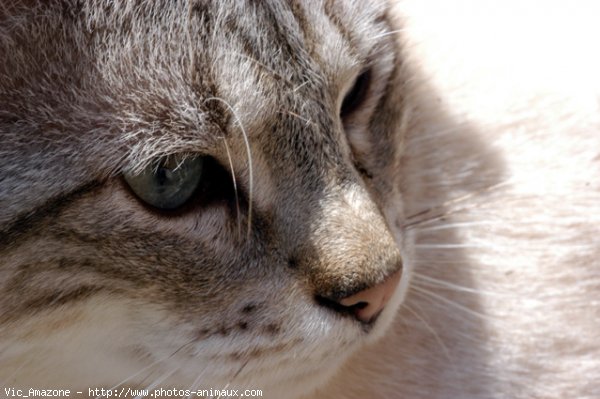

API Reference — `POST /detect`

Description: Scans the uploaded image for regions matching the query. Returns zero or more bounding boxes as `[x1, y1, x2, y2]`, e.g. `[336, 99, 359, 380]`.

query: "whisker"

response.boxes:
[413, 259, 472, 265]
[96, 365, 156, 399]
[186, 353, 227, 399]
[403, 304, 452, 361]
[133, 368, 178, 399]
[212, 359, 250, 399]
[405, 302, 474, 397]
[221, 136, 242, 237]
[415, 243, 489, 249]
[186, 371, 206, 399]
[204, 97, 254, 240]
[411, 285, 492, 321]
[404, 181, 510, 229]
[95, 339, 195, 399]
[415, 221, 498, 232]
[232, 358, 250, 380]
[412, 273, 507, 297]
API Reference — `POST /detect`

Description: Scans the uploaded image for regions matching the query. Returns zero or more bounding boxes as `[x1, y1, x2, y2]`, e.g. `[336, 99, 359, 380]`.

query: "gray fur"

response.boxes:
[0, 1, 407, 396]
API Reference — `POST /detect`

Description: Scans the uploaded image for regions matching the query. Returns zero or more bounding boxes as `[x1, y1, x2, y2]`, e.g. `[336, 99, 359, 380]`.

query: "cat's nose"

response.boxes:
[318, 267, 402, 324]
[297, 185, 404, 324]
[338, 268, 402, 323]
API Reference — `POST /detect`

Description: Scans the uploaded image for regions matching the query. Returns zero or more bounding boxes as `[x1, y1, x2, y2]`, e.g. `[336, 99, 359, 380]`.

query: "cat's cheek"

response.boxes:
[0, 295, 160, 389]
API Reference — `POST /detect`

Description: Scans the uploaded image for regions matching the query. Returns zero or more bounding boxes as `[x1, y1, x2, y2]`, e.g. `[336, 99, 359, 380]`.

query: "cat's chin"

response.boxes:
[164, 352, 350, 399]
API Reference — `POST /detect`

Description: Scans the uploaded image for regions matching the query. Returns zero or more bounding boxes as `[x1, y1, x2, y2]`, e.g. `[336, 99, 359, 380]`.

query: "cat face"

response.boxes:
[0, 1, 410, 396]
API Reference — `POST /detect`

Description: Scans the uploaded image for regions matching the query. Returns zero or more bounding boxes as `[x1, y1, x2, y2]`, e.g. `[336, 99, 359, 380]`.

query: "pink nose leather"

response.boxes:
[339, 269, 402, 323]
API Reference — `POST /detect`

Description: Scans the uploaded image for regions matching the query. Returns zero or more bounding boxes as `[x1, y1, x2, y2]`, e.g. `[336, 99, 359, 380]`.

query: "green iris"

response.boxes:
[124, 156, 204, 210]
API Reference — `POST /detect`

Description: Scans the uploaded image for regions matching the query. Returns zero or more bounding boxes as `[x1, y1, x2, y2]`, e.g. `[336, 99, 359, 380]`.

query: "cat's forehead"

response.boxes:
[200, 0, 391, 121]
[194, 0, 391, 71]
[193, 0, 393, 96]
[89, 0, 395, 167]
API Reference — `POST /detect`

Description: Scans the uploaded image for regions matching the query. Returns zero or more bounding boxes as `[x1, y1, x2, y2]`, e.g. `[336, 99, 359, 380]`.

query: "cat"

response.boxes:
[1, 1, 599, 399]
[1, 1, 410, 398]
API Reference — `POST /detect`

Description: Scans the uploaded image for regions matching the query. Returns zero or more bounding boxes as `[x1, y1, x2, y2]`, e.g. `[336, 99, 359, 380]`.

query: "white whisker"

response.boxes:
[212, 359, 250, 399]
[411, 285, 491, 321]
[221, 136, 241, 237]
[416, 221, 498, 232]
[413, 259, 470, 265]
[186, 372, 205, 399]
[415, 243, 488, 249]
[404, 181, 511, 228]
[185, 354, 225, 399]
[204, 97, 254, 240]
[95, 364, 157, 399]
[133, 368, 178, 399]
[403, 304, 452, 361]
[413, 273, 507, 297]
[95, 340, 195, 399]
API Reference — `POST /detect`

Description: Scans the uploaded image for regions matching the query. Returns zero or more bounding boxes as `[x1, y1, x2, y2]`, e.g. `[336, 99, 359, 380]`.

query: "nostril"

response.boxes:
[351, 301, 369, 310]
[315, 268, 403, 324]
[315, 295, 369, 320]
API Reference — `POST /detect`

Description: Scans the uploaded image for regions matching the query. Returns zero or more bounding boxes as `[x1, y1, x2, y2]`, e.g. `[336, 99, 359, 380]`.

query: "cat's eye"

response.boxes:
[340, 69, 372, 118]
[123, 156, 204, 210]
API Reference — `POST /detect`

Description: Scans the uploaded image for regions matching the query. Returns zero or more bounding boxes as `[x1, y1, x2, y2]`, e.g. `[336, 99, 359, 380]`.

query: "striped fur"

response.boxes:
[1, 1, 409, 397]
[2, 1, 599, 398]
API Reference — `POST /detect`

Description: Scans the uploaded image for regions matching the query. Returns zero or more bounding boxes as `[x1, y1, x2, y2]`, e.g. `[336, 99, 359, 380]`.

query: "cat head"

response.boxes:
[0, 1, 411, 396]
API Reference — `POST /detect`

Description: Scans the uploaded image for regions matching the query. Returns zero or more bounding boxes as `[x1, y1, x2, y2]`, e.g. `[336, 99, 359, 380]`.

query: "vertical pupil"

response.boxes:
[155, 167, 171, 186]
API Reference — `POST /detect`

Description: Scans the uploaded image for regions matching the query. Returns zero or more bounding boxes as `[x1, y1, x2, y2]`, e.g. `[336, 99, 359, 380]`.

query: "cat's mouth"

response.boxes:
[176, 267, 405, 365]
